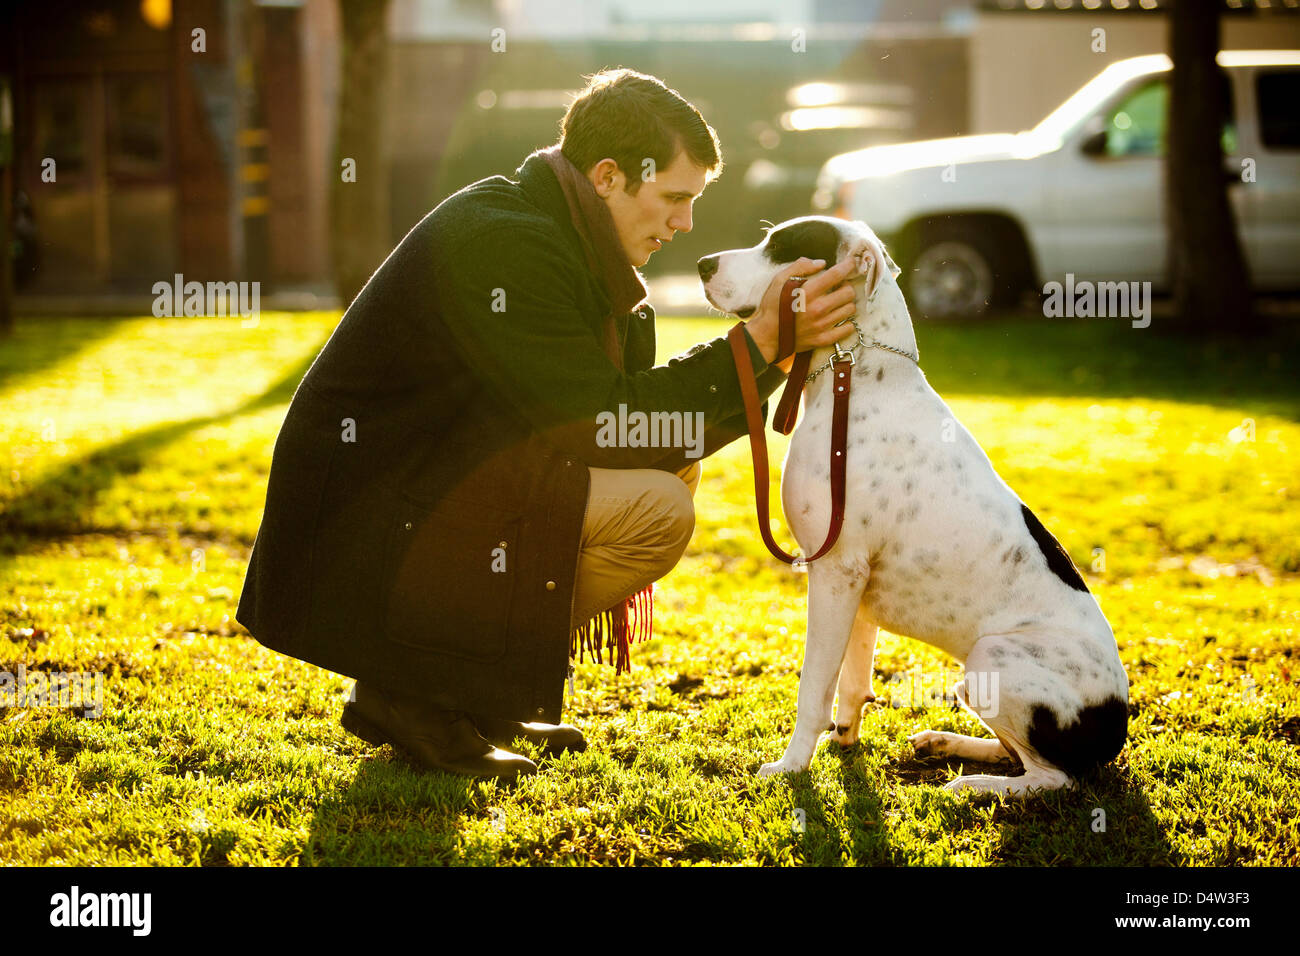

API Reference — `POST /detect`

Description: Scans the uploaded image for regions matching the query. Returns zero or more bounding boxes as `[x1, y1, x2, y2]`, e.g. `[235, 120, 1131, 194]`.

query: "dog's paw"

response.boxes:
[757, 759, 803, 777]
[830, 695, 873, 749]
[908, 729, 951, 757]
[941, 773, 1024, 797]
[830, 722, 860, 749]
[943, 772, 1075, 797]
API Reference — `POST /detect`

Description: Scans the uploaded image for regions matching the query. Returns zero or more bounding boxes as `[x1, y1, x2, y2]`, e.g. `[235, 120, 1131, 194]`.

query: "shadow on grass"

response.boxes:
[896, 750, 1179, 866]
[0, 351, 317, 564]
[0, 316, 137, 394]
[916, 313, 1300, 421]
[833, 745, 893, 865]
[769, 732, 1176, 865]
[781, 742, 892, 866]
[299, 756, 488, 866]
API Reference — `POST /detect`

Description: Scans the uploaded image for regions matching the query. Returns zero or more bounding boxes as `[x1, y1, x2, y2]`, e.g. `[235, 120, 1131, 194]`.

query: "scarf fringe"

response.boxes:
[569, 582, 654, 675]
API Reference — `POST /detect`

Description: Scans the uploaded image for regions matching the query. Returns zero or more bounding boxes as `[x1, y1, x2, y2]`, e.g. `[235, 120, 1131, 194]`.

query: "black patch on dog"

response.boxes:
[1027, 697, 1128, 778]
[765, 219, 842, 266]
[1020, 504, 1089, 592]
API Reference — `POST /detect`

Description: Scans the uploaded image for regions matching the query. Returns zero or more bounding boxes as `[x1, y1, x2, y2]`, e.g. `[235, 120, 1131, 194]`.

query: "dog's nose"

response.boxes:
[697, 255, 719, 282]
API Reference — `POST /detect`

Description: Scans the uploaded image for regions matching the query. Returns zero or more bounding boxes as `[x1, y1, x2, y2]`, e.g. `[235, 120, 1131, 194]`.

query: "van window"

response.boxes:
[1103, 74, 1236, 158]
[1257, 70, 1300, 149]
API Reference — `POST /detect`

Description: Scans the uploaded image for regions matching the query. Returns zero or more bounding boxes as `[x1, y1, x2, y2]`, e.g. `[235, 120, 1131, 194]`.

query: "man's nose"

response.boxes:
[670, 207, 693, 234]
[697, 255, 719, 281]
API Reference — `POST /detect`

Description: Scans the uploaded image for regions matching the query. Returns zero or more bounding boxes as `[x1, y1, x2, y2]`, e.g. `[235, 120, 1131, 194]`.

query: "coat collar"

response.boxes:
[516, 150, 574, 232]
[513, 153, 607, 311]
[513, 151, 656, 350]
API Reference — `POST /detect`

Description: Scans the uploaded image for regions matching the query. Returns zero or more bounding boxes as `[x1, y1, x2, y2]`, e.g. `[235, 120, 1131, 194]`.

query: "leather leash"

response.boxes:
[727, 276, 854, 568]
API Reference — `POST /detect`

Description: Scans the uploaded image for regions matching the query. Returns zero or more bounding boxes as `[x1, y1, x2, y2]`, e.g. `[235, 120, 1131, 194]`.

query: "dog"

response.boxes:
[697, 216, 1129, 796]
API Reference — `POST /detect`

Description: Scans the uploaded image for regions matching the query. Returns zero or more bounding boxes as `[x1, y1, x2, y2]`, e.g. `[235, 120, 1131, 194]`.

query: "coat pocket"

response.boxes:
[382, 496, 521, 663]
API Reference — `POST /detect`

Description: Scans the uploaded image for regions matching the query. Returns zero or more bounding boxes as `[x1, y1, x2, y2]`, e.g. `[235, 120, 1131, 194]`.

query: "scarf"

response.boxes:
[536, 145, 655, 676]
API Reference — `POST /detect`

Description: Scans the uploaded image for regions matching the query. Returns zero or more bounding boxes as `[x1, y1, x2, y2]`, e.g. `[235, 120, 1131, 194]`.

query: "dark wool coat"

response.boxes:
[236, 151, 788, 723]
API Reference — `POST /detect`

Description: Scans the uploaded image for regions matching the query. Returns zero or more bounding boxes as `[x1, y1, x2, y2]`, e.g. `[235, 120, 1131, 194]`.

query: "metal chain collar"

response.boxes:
[803, 318, 920, 385]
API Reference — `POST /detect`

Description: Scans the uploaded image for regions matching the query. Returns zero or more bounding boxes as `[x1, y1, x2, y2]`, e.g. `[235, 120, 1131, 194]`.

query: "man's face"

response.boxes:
[588, 150, 709, 267]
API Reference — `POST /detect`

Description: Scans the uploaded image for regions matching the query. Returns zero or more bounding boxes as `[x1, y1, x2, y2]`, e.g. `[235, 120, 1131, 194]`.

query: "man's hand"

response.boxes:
[744, 256, 858, 369]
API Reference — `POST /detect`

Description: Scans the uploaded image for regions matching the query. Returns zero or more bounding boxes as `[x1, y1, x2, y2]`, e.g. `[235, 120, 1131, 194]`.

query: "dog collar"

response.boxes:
[804, 319, 919, 386]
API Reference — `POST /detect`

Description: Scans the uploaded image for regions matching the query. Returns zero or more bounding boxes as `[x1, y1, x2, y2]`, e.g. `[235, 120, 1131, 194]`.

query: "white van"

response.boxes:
[812, 51, 1300, 318]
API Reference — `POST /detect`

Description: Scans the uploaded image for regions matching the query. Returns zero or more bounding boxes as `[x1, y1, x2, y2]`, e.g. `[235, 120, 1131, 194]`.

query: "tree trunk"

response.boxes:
[1166, 0, 1256, 334]
[0, 5, 16, 337]
[331, 0, 391, 310]
[0, 135, 12, 339]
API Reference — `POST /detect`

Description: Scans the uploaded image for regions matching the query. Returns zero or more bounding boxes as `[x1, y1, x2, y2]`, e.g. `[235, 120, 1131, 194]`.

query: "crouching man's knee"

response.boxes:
[644, 470, 696, 574]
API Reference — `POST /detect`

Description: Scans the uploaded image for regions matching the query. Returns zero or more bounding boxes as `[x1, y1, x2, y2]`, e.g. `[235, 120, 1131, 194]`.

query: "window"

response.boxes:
[1257, 69, 1300, 150]
[1105, 79, 1166, 157]
[34, 80, 89, 176]
[106, 74, 169, 178]
[1102, 73, 1236, 158]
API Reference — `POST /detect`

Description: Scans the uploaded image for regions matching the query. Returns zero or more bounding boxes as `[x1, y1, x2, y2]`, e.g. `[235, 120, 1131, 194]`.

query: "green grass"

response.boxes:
[1, 311, 1298, 866]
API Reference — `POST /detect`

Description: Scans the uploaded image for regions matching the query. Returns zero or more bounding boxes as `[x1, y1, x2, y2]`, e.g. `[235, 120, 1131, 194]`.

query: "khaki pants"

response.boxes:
[571, 461, 701, 627]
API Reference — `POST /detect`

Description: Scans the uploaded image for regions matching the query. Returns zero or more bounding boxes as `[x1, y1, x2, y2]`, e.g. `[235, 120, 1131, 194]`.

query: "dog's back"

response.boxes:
[702, 215, 1129, 793]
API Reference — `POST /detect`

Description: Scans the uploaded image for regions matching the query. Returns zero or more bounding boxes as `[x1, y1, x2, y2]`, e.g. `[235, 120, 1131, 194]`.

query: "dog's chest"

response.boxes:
[782, 363, 962, 549]
[782, 362, 955, 521]
[780, 363, 1035, 653]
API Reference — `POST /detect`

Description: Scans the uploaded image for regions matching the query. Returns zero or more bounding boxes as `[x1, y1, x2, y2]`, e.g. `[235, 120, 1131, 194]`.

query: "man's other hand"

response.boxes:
[744, 256, 858, 369]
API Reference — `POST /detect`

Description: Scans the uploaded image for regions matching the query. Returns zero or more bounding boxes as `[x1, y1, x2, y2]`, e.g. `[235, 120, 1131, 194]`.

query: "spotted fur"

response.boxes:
[699, 216, 1130, 797]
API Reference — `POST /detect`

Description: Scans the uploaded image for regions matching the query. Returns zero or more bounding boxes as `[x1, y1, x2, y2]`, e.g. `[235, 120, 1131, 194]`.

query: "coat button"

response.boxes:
[545, 580, 556, 591]
[709, 384, 718, 393]
[498, 541, 507, 548]
[404, 522, 412, 530]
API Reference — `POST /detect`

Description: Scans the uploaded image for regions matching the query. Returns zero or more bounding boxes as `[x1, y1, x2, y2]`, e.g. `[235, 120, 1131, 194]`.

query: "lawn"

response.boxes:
[1, 310, 1297, 866]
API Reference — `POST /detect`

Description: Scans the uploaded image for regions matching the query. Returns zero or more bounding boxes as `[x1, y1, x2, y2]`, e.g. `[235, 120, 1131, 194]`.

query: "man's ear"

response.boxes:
[845, 224, 897, 299]
[588, 158, 623, 199]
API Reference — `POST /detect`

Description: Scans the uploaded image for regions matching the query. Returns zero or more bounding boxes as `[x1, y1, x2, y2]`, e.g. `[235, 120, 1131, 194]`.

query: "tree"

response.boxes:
[0, 4, 15, 337]
[1166, 0, 1256, 334]
[331, 0, 392, 309]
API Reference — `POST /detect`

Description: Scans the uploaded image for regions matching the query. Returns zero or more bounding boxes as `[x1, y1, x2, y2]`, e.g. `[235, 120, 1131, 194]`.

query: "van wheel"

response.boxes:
[904, 225, 1006, 320]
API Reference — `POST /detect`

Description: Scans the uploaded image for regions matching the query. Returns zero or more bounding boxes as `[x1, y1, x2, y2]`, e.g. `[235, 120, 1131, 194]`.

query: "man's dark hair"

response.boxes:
[559, 68, 723, 193]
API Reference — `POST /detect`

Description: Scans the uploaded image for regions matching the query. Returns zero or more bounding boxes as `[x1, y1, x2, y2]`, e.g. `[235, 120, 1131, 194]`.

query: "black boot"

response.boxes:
[470, 713, 588, 756]
[341, 682, 537, 781]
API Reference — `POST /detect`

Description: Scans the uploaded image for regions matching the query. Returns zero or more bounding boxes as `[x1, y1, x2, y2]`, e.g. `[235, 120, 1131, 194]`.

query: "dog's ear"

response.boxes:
[845, 224, 898, 299]
[881, 243, 901, 280]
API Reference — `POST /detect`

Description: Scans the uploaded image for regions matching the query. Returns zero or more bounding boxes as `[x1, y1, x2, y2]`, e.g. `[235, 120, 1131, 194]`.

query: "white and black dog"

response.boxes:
[698, 216, 1128, 796]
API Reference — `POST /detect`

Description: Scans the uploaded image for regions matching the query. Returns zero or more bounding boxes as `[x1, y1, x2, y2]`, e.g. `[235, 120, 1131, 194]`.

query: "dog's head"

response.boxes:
[697, 216, 900, 317]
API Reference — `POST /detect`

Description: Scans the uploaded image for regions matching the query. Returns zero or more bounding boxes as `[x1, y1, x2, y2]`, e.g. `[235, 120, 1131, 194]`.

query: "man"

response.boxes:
[236, 69, 856, 781]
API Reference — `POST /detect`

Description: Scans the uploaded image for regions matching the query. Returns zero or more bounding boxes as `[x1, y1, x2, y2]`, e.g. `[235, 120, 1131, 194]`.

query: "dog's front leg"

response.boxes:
[759, 560, 867, 776]
[831, 603, 878, 748]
